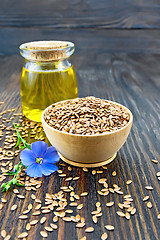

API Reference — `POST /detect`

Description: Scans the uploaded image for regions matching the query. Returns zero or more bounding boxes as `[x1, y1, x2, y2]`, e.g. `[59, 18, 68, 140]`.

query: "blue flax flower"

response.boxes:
[20, 141, 59, 177]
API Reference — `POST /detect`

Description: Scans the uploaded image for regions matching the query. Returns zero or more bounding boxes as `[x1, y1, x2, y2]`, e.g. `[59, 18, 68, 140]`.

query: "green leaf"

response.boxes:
[15, 137, 21, 148]
[16, 183, 23, 187]
[12, 178, 17, 184]
[1, 183, 6, 188]
[6, 172, 16, 176]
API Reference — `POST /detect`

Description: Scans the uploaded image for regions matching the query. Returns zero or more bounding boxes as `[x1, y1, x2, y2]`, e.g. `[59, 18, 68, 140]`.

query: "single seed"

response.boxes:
[17, 195, 25, 199]
[11, 204, 17, 211]
[101, 232, 108, 240]
[45, 226, 53, 232]
[143, 196, 149, 201]
[157, 214, 160, 220]
[1, 198, 7, 203]
[98, 178, 107, 184]
[40, 217, 46, 224]
[33, 211, 41, 216]
[40, 231, 48, 238]
[76, 222, 85, 228]
[50, 223, 58, 229]
[106, 202, 114, 207]
[42, 209, 51, 214]
[80, 192, 88, 197]
[18, 232, 28, 239]
[131, 208, 136, 215]
[125, 212, 130, 220]
[28, 204, 33, 210]
[63, 217, 71, 222]
[77, 204, 83, 210]
[152, 159, 158, 164]
[156, 172, 160, 177]
[31, 194, 36, 199]
[73, 176, 80, 181]
[65, 177, 72, 181]
[145, 186, 153, 190]
[147, 202, 152, 208]
[105, 225, 114, 231]
[126, 180, 132, 185]
[85, 227, 94, 232]
[19, 215, 28, 220]
[26, 223, 31, 231]
[53, 216, 58, 222]
[92, 215, 98, 223]
[80, 237, 86, 240]
[30, 220, 39, 225]
[1, 230, 7, 238]
[112, 171, 116, 176]
[83, 167, 88, 172]
[35, 204, 41, 210]
[116, 211, 125, 217]
[4, 235, 11, 240]
[92, 170, 96, 175]
[69, 202, 78, 207]
[96, 202, 101, 207]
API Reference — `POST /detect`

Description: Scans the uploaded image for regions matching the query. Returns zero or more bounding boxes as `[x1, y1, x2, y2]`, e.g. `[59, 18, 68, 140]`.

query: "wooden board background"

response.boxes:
[0, 0, 160, 240]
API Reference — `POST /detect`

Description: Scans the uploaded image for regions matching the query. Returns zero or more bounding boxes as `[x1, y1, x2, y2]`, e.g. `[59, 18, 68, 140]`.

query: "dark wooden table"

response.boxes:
[0, 1, 160, 240]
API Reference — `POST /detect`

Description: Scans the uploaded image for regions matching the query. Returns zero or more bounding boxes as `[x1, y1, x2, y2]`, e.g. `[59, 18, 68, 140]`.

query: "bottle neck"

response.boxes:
[24, 58, 72, 72]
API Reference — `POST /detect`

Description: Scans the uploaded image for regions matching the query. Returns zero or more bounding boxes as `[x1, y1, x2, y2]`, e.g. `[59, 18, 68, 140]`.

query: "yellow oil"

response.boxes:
[20, 65, 78, 122]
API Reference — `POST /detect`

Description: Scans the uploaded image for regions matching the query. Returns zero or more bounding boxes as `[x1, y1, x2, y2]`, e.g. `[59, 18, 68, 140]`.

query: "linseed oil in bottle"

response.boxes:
[19, 41, 78, 122]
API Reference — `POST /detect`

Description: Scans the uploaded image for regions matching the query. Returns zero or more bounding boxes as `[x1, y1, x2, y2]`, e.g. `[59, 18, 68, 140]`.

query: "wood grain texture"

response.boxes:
[1, 0, 160, 29]
[0, 41, 160, 239]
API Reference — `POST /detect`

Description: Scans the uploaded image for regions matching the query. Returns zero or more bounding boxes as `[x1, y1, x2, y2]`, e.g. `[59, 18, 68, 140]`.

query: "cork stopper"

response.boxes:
[19, 40, 74, 62]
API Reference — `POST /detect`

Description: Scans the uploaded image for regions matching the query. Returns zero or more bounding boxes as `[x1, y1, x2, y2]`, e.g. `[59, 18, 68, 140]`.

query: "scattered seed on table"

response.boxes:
[131, 208, 136, 215]
[66, 209, 73, 213]
[45, 226, 53, 232]
[77, 204, 83, 210]
[31, 194, 36, 200]
[147, 202, 152, 208]
[73, 176, 80, 181]
[156, 172, 160, 177]
[101, 232, 108, 240]
[112, 171, 116, 176]
[85, 227, 94, 232]
[105, 225, 114, 231]
[53, 216, 58, 222]
[26, 223, 31, 231]
[35, 204, 41, 210]
[11, 204, 17, 211]
[40, 231, 48, 238]
[1, 198, 7, 203]
[30, 220, 39, 225]
[152, 159, 158, 164]
[76, 222, 86, 228]
[17, 195, 25, 199]
[157, 214, 160, 220]
[42, 209, 51, 214]
[98, 178, 107, 184]
[83, 167, 88, 172]
[19, 215, 28, 220]
[143, 196, 149, 201]
[4, 235, 11, 240]
[33, 211, 41, 216]
[80, 192, 88, 197]
[1, 230, 6, 238]
[65, 177, 72, 182]
[126, 180, 132, 185]
[50, 223, 58, 229]
[92, 215, 98, 223]
[125, 212, 130, 220]
[106, 202, 114, 207]
[145, 186, 153, 190]
[117, 211, 125, 217]
[40, 217, 46, 224]
[80, 237, 86, 240]
[92, 170, 96, 175]
[18, 232, 28, 239]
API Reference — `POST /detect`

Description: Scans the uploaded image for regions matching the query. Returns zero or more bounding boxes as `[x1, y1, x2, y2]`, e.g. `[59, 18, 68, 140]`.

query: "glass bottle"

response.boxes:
[19, 41, 78, 122]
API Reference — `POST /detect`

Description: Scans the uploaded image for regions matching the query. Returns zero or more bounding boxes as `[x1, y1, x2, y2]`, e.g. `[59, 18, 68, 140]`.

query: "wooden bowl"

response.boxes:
[41, 100, 133, 168]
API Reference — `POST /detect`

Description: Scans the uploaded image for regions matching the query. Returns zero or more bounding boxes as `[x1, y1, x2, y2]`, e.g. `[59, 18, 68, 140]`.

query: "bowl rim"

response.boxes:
[41, 98, 133, 137]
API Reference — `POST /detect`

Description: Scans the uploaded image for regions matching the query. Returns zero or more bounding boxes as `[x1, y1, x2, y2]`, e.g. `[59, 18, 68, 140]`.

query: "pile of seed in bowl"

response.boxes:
[44, 96, 130, 135]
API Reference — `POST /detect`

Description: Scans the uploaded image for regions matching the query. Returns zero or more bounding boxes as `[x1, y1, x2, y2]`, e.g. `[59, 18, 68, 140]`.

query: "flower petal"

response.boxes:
[26, 163, 43, 178]
[40, 163, 58, 176]
[43, 146, 59, 163]
[31, 141, 48, 157]
[20, 149, 36, 166]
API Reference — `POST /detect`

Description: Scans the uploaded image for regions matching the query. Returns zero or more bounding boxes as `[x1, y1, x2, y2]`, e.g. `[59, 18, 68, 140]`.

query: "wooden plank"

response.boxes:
[0, 46, 159, 239]
[1, 28, 160, 56]
[1, 0, 160, 29]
